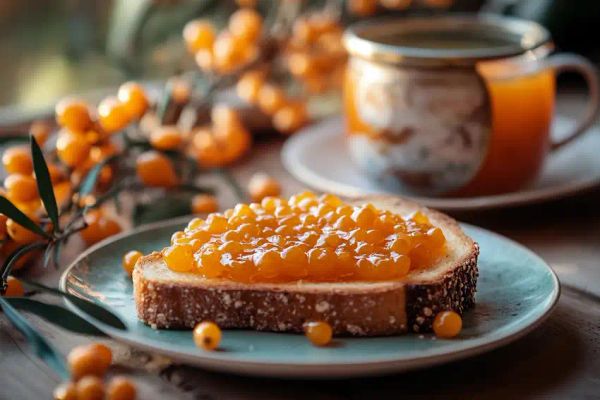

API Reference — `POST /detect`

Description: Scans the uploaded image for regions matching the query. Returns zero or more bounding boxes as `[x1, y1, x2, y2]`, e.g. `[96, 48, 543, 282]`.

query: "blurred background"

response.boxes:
[1, 0, 599, 116]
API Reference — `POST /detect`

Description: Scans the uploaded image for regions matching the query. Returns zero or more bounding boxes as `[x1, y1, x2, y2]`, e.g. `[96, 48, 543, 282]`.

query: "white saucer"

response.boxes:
[282, 116, 600, 211]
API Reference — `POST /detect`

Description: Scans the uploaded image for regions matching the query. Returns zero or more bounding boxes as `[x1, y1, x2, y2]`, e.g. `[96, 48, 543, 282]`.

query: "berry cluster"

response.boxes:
[286, 13, 346, 95]
[52, 343, 137, 400]
[184, 8, 263, 75]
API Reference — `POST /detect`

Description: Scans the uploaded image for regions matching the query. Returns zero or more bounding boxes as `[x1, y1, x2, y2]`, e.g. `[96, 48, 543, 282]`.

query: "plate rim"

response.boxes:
[59, 217, 561, 378]
[281, 116, 600, 211]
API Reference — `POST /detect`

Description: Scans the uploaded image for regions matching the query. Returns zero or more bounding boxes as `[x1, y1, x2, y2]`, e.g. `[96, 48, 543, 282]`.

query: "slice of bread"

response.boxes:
[133, 196, 479, 336]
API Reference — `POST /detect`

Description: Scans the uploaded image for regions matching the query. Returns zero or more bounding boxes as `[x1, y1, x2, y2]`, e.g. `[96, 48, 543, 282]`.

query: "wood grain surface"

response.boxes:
[2, 94, 600, 399]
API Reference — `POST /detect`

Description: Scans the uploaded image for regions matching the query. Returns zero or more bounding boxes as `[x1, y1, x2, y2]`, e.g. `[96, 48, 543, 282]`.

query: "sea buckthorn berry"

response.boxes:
[163, 244, 194, 272]
[410, 211, 430, 225]
[229, 8, 263, 43]
[257, 84, 286, 115]
[273, 101, 308, 134]
[388, 236, 410, 254]
[136, 151, 178, 188]
[2, 146, 33, 175]
[118, 81, 149, 119]
[192, 194, 219, 214]
[282, 244, 308, 265]
[319, 194, 343, 208]
[187, 217, 205, 231]
[334, 215, 354, 231]
[106, 376, 137, 400]
[150, 125, 182, 150]
[80, 210, 122, 246]
[236, 70, 264, 104]
[427, 227, 446, 247]
[304, 321, 332, 346]
[287, 52, 316, 77]
[75, 376, 105, 400]
[195, 49, 214, 72]
[53, 382, 78, 400]
[292, 18, 317, 46]
[347, 0, 378, 16]
[55, 98, 92, 131]
[6, 218, 41, 244]
[88, 343, 113, 369]
[211, 103, 241, 132]
[2, 276, 24, 297]
[46, 163, 65, 184]
[198, 248, 224, 278]
[68, 343, 111, 380]
[213, 31, 246, 73]
[30, 120, 51, 146]
[183, 19, 216, 53]
[233, 203, 256, 219]
[219, 240, 244, 255]
[53, 181, 72, 207]
[206, 214, 228, 233]
[98, 96, 130, 133]
[4, 173, 38, 202]
[307, 247, 336, 277]
[433, 310, 462, 338]
[193, 321, 222, 350]
[56, 130, 91, 167]
[254, 249, 281, 278]
[352, 205, 376, 228]
[123, 250, 143, 276]
[248, 172, 281, 202]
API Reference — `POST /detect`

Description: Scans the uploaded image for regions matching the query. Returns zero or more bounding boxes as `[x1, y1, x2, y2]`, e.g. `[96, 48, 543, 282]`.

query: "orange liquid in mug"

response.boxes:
[344, 65, 556, 196]
[460, 65, 555, 195]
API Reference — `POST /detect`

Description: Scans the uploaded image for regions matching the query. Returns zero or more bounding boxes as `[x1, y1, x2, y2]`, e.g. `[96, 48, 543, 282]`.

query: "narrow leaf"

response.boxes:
[1, 242, 46, 282]
[5, 298, 106, 336]
[0, 297, 69, 380]
[21, 279, 128, 331]
[0, 196, 50, 239]
[78, 154, 118, 197]
[30, 135, 59, 232]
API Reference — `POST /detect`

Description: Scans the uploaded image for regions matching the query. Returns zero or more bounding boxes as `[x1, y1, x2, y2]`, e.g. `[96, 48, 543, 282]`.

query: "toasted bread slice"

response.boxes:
[133, 196, 479, 336]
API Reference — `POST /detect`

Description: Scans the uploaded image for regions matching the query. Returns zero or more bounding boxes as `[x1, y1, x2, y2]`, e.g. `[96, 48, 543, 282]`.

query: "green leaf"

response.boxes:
[21, 279, 128, 331]
[4, 298, 106, 336]
[0, 196, 51, 239]
[30, 135, 60, 232]
[1, 242, 46, 281]
[78, 154, 118, 197]
[133, 193, 193, 226]
[0, 297, 69, 380]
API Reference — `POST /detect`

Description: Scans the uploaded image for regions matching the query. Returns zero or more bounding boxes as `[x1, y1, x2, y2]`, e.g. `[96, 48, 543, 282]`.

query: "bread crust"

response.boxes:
[133, 196, 479, 336]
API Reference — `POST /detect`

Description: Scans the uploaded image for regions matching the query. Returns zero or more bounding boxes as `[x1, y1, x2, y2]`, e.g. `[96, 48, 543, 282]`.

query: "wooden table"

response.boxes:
[2, 96, 600, 399]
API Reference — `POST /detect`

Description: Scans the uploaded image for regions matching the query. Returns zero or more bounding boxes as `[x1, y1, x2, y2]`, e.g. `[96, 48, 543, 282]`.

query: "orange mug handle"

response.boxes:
[544, 53, 600, 151]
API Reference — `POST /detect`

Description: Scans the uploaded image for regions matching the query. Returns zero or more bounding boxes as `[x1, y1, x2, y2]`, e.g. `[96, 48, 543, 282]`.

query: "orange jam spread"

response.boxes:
[161, 192, 446, 283]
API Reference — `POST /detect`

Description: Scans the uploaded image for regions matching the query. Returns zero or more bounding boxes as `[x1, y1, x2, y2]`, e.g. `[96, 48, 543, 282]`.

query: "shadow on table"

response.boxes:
[163, 286, 598, 400]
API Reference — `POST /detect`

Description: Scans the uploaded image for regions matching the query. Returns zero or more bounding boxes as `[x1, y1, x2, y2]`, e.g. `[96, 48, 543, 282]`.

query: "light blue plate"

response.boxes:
[60, 217, 560, 378]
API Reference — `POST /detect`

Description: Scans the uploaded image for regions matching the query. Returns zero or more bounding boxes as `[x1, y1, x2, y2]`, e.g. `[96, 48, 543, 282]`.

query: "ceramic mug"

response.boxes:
[342, 14, 600, 196]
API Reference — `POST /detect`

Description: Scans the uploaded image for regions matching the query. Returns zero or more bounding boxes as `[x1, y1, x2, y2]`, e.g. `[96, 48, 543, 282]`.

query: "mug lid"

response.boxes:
[343, 14, 552, 67]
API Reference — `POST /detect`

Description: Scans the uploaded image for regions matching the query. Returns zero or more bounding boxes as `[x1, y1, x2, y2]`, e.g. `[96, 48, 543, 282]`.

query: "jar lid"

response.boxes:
[343, 14, 551, 67]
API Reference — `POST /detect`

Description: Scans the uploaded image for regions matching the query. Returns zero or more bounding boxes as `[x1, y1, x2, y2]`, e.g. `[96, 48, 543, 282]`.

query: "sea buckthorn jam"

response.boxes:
[161, 192, 447, 283]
